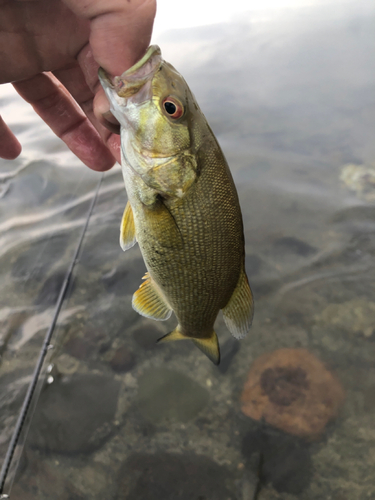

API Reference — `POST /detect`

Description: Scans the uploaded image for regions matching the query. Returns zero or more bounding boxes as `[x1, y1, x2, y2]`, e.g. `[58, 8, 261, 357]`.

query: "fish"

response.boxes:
[98, 45, 253, 365]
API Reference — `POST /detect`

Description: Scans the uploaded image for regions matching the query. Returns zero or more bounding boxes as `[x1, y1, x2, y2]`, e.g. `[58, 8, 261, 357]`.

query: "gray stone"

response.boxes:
[11, 450, 85, 500]
[136, 368, 209, 424]
[241, 428, 312, 495]
[115, 452, 234, 500]
[28, 373, 120, 454]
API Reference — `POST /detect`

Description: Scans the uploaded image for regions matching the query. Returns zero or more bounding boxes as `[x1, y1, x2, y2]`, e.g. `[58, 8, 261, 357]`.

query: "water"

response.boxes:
[0, 1, 374, 498]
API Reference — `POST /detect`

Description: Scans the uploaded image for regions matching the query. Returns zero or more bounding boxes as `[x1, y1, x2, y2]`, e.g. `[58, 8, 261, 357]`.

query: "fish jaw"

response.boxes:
[98, 45, 162, 128]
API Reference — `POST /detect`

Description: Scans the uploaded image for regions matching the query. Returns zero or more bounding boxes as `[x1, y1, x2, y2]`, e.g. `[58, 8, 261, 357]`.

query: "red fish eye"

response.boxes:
[162, 97, 184, 119]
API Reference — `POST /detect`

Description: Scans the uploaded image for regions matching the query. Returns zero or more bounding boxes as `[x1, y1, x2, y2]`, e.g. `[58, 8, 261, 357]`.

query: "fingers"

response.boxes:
[12, 72, 116, 171]
[74, 45, 120, 133]
[63, 0, 156, 75]
[53, 63, 121, 162]
[0, 115, 22, 160]
[62, 0, 156, 163]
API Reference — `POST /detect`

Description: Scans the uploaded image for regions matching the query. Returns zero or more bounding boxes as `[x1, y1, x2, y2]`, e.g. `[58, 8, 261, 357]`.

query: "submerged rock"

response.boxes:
[272, 236, 317, 257]
[136, 368, 209, 424]
[11, 234, 69, 282]
[11, 450, 85, 500]
[109, 346, 136, 373]
[115, 452, 233, 500]
[28, 373, 120, 454]
[316, 298, 375, 338]
[340, 163, 375, 201]
[242, 429, 312, 495]
[34, 271, 76, 307]
[241, 348, 345, 440]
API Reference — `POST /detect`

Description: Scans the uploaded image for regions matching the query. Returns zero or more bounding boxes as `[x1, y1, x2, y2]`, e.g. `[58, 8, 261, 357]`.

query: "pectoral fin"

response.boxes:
[120, 201, 137, 251]
[132, 275, 172, 320]
[143, 198, 183, 249]
[222, 267, 254, 339]
[157, 327, 220, 365]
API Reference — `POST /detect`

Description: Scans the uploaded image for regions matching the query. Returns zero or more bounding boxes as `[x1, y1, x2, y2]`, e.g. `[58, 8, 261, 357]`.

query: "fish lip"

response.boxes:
[119, 45, 161, 80]
[98, 45, 162, 98]
[98, 66, 113, 88]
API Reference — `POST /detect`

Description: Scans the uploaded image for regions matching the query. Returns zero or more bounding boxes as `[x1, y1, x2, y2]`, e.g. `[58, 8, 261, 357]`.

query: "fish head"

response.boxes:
[99, 45, 200, 199]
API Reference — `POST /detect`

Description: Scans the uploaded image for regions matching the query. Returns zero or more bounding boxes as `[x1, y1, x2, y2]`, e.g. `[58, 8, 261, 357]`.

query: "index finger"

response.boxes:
[0, 115, 22, 160]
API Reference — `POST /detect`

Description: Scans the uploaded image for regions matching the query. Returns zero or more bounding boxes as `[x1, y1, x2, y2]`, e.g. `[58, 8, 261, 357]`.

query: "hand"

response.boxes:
[0, 0, 156, 170]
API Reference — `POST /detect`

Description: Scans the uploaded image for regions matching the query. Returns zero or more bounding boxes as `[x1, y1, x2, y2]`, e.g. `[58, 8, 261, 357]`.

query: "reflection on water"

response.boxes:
[1, 1, 375, 498]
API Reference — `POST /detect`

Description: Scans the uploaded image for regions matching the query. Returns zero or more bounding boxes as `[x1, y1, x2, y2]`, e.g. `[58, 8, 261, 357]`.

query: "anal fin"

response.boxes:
[120, 201, 137, 251]
[222, 267, 254, 339]
[132, 276, 172, 321]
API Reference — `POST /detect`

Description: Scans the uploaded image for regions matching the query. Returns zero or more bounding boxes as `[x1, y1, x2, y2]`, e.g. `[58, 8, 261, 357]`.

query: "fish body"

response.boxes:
[99, 46, 253, 364]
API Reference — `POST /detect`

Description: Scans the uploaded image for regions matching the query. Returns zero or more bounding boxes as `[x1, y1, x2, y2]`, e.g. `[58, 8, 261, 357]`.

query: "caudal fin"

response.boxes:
[157, 327, 220, 365]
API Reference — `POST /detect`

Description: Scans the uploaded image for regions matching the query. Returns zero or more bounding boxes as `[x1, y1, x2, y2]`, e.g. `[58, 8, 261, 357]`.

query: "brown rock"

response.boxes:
[109, 346, 136, 373]
[241, 348, 345, 440]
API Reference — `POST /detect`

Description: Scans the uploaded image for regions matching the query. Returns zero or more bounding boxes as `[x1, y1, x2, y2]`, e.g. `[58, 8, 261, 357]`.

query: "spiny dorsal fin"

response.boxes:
[222, 267, 254, 339]
[157, 328, 220, 365]
[120, 201, 137, 251]
[132, 276, 172, 321]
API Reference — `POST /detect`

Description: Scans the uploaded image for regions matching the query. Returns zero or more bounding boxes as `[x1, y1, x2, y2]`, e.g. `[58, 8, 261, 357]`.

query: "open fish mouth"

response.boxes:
[98, 45, 162, 99]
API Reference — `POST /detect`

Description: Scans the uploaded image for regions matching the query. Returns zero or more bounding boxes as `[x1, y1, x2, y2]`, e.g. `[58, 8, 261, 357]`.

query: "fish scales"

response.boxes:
[139, 142, 244, 336]
[99, 45, 253, 364]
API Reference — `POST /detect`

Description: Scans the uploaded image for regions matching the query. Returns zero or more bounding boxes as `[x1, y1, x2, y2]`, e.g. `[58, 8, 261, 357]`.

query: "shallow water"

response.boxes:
[1, 2, 375, 499]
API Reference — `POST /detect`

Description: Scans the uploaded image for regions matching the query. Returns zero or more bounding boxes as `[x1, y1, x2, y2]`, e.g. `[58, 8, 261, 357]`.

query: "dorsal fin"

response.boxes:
[120, 201, 137, 251]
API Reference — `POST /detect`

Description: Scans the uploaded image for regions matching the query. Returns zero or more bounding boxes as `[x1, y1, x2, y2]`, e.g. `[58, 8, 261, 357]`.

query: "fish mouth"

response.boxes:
[98, 45, 162, 99]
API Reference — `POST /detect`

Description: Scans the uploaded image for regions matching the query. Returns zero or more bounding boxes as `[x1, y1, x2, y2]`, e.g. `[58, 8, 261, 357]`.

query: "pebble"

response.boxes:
[109, 346, 136, 373]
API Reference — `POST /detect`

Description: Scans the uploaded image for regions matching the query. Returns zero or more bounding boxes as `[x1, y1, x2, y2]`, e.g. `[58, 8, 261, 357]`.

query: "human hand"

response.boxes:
[0, 0, 156, 170]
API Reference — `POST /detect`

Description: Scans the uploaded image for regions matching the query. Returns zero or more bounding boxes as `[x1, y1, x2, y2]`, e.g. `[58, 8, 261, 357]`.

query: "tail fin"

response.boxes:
[157, 327, 220, 365]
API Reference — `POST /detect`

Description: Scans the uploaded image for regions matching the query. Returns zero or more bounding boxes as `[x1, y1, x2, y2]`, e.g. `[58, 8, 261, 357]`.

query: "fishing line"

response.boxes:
[0, 174, 103, 496]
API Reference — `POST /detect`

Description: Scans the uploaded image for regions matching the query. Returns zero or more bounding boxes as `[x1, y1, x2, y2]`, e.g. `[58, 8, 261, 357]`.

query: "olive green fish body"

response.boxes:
[131, 139, 244, 339]
[99, 46, 253, 364]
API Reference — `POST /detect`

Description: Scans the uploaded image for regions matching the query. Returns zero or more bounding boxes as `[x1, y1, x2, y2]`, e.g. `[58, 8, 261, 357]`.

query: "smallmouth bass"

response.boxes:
[99, 45, 253, 364]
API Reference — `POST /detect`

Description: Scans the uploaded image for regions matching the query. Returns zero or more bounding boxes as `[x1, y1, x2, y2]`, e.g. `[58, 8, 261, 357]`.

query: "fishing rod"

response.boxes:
[0, 175, 103, 497]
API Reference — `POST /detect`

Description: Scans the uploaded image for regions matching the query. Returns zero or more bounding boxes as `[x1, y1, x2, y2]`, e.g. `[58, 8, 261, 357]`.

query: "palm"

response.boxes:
[0, 0, 89, 83]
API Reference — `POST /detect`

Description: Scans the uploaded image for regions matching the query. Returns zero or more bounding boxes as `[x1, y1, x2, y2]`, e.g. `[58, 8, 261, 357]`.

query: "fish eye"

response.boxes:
[162, 97, 184, 119]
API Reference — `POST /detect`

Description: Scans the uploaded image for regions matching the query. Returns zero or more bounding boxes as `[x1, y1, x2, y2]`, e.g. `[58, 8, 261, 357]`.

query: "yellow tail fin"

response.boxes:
[157, 327, 220, 365]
